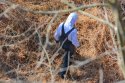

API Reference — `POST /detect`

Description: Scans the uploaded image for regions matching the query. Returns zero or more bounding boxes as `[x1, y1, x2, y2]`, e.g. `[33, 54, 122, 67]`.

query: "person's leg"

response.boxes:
[60, 51, 69, 78]
[59, 44, 75, 78]
[69, 44, 76, 58]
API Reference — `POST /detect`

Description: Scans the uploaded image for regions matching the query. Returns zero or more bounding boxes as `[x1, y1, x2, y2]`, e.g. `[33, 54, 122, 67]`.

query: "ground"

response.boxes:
[0, 0, 125, 83]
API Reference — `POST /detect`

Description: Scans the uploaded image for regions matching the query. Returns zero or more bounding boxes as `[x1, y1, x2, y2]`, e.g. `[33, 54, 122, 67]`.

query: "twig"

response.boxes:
[22, 3, 108, 14]
[0, 19, 50, 48]
[1, 0, 109, 14]
[103, 0, 118, 61]
[99, 68, 103, 83]
[44, 13, 58, 48]
[62, 0, 115, 31]
[0, 3, 18, 18]
[36, 30, 54, 83]
[70, 50, 116, 68]
[109, 0, 125, 78]
[116, 80, 125, 83]
[36, 13, 58, 83]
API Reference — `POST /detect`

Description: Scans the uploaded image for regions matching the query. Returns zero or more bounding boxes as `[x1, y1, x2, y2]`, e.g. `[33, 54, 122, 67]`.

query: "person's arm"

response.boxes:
[71, 29, 80, 48]
[54, 23, 63, 43]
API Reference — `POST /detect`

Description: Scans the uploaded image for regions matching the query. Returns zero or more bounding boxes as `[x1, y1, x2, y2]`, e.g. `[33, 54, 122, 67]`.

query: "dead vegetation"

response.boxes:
[0, 0, 125, 83]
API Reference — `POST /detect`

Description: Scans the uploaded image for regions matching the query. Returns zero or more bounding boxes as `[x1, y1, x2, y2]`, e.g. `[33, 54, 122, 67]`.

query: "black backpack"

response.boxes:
[59, 23, 75, 49]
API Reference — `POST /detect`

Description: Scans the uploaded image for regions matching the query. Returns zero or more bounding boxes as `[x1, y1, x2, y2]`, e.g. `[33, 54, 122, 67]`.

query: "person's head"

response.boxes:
[65, 12, 78, 27]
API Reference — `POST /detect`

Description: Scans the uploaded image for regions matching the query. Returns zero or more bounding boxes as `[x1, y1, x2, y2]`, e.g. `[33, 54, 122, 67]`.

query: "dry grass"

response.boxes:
[0, 0, 125, 83]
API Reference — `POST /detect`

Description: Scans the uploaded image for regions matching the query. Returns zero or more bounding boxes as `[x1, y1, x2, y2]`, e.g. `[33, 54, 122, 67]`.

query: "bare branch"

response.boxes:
[108, 0, 125, 78]
[62, 0, 115, 31]
[70, 50, 116, 68]
[23, 3, 108, 14]
[99, 68, 103, 83]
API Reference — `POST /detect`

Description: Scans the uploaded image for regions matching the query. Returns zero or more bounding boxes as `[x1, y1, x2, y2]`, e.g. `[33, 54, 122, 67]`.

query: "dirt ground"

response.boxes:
[0, 0, 125, 83]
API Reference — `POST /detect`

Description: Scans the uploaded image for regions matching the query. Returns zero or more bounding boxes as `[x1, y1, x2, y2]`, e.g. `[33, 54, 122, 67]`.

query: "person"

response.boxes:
[54, 12, 80, 78]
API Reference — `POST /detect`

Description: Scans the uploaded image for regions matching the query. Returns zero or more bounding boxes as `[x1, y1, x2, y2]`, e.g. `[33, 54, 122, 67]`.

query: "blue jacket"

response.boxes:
[54, 12, 80, 47]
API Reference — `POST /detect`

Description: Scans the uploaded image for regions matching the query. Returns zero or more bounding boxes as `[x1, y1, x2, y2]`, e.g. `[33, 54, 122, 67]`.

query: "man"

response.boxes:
[54, 12, 80, 78]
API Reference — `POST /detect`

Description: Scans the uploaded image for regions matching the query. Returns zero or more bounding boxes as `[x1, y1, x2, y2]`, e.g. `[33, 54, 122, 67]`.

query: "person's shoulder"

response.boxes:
[57, 22, 64, 30]
[59, 22, 64, 27]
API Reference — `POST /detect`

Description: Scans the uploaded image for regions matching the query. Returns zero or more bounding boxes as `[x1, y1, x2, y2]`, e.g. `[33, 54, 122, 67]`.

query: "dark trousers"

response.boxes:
[60, 44, 75, 78]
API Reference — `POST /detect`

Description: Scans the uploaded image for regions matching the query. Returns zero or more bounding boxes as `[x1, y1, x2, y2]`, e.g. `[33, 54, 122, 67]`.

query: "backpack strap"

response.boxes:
[65, 27, 75, 36]
[61, 23, 75, 39]
[61, 23, 65, 36]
